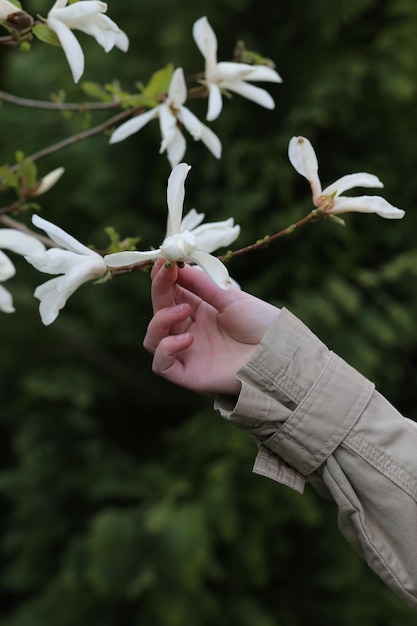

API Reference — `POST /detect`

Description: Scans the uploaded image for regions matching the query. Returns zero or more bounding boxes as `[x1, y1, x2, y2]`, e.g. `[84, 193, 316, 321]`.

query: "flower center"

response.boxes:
[160, 231, 197, 262]
[316, 194, 336, 212]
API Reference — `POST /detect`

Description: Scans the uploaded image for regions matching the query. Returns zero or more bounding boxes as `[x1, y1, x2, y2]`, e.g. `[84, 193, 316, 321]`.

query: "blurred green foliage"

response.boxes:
[0, 0, 417, 623]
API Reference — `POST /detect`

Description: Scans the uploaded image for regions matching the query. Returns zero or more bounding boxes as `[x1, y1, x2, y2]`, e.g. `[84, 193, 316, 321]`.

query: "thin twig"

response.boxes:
[107, 209, 322, 278]
[8, 107, 139, 170]
[0, 89, 122, 111]
[218, 210, 319, 260]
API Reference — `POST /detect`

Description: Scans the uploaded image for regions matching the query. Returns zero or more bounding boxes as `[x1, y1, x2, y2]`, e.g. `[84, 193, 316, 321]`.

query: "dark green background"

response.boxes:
[1, 0, 417, 623]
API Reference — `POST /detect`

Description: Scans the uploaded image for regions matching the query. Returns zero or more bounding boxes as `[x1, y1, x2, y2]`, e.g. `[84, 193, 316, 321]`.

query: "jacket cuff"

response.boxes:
[215, 308, 375, 478]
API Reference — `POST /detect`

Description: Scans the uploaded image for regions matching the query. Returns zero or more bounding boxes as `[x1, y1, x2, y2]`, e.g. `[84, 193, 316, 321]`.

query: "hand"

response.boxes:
[143, 260, 280, 395]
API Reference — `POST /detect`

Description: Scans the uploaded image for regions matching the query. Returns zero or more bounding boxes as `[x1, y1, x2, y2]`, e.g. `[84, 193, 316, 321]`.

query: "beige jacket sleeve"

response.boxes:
[214, 308, 417, 612]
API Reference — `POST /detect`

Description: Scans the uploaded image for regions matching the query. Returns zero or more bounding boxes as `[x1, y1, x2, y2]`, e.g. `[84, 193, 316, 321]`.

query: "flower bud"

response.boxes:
[160, 231, 196, 261]
[5, 11, 33, 31]
[31, 167, 65, 197]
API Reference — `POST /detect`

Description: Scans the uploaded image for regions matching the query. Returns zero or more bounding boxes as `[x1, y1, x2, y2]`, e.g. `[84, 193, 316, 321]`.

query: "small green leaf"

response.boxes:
[32, 24, 61, 47]
[104, 83, 152, 109]
[15, 150, 25, 164]
[0, 166, 18, 190]
[142, 64, 174, 102]
[104, 226, 141, 253]
[21, 201, 41, 212]
[81, 81, 114, 102]
[234, 40, 276, 69]
[15, 154, 38, 192]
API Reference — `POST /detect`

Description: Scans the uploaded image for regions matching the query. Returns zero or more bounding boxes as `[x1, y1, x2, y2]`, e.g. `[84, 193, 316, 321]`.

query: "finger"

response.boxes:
[152, 333, 194, 388]
[150, 258, 163, 280]
[143, 303, 191, 353]
[177, 263, 244, 312]
[150, 261, 179, 313]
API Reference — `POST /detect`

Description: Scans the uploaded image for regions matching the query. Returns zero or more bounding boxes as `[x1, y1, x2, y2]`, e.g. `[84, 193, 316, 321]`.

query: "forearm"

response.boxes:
[215, 308, 417, 611]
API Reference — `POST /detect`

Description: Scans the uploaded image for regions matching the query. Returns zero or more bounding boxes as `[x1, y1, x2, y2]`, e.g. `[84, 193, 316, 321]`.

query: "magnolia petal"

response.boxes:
[177, 107, 204, 140]
[330, 195, 405, 219]
[26, 249, 81, 275]
[212, 61, 255, 81]
[34, 277, 67, 326]
[192, 219, 240, 253]
[0, 250, 15, 281]
[114, 29, 129, 52]
[166, 163, 191, 237]
[245, 64, 283, 83]
[0, 0, 23, 20]
[32, 214, 98, 256]
[288, 136, 322, 201]
[47, 17, 85, 83]
[109, 106, 159, 144]
[104, 249, 162, 268]
[0, 284, 14, 313]
[192, 16, 218, 72]
[158, 105, 180, 154]
[178, 107, 222, 159]
[75, 19, 119, 52]
[27, 248, 106, 279]
[49, 1, 107, 22]
[0, 228, 46, 257]
[165, 128, 187, 169]
[180, 209, 205, 232]
[75, 14, 127, 51]
[206, 83, 223, 121]
[224, 80, 275, 110]
[168, 67, 187, 106]
[214, 62, 282, 84]
[55, 256, 106, 293]
[34, 257, 103, 325]
[189, 251, 232, 289]
[323, 173, 383, 198]
[196, 121, 222, 160]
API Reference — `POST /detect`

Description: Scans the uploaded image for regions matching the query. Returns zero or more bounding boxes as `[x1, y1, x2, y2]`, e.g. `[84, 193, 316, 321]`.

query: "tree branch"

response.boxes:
[0, 89, 121, 111]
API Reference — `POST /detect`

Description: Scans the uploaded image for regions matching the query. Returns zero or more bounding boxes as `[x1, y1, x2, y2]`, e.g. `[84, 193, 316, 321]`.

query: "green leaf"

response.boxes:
[0, 166, 18, 190]
[141, 63, 174, 103]
[15, 153, 38, 190]
[80, 81, 114, 102]
[32, 24, 61, 47]
[104, 226, 141, 253]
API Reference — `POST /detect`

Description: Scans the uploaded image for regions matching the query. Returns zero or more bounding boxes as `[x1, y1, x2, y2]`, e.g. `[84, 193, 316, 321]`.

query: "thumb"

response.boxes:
[176, 263, 242, 312]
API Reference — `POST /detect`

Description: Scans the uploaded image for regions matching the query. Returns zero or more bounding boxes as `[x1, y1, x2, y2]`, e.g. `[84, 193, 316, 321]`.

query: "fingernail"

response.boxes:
[175, 333, 189, 342]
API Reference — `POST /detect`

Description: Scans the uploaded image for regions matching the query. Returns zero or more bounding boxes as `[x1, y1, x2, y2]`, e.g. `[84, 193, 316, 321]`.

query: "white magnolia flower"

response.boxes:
[25, 214, 107, 325]
[193, 16, 282, 121]
[47, 0, 129, 83]
[0, 229, 46, 314]
[0, 0, 23, 19]
[104, 163, 240, 289]
[109, 67, 221, 168]
[288, 136, 405, 219]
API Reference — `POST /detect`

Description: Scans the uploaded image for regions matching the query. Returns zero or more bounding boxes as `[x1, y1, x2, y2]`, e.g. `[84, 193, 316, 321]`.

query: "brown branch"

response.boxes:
[107, 209, 323, 278]
[218, 209, 320, 260]
[8, 107, 140, 170]
[0, 89, 121, 111]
